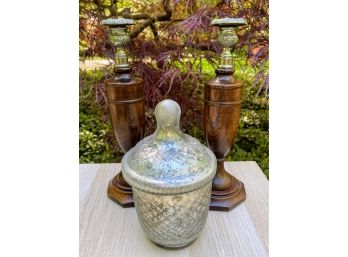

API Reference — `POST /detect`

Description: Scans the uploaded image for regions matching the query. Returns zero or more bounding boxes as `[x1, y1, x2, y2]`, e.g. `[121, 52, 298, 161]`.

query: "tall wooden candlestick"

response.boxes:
[204, 18, 247, 211]
[101, 18, 145, 207]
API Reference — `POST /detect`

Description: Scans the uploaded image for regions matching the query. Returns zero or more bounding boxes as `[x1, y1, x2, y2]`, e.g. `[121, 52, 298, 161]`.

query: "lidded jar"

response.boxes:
[122, 99, 216, 248]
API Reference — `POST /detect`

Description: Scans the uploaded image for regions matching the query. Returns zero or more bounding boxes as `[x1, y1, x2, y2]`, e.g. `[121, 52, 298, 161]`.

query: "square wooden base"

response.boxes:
[107, 174, 134, 207]
[209, 178, 246, 211]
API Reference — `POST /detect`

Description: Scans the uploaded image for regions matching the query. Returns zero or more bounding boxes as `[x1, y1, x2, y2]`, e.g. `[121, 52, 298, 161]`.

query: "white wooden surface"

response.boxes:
[80, 161, 269, 257]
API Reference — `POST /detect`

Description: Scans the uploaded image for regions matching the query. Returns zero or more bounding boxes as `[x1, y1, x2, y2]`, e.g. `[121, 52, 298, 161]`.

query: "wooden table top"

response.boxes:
[80, 161, 269, 257]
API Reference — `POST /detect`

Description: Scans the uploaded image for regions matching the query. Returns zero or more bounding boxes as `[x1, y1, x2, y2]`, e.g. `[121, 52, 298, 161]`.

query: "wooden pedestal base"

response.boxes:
[107, 172, 134, 207]
[209, 173, 246, 211]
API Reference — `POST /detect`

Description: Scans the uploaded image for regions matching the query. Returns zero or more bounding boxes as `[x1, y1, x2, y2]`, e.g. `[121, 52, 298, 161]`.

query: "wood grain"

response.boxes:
[79, 164, 99, 208]
[204, 72, 246, 211]
[105, 75, 145, 207]
[80, 162, 269, 257]
[225, 162, 269, 252]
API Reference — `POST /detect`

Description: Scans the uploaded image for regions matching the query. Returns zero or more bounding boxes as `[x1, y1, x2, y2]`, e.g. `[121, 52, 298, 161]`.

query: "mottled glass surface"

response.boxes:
[133, 183, 211, 248]
[122, 99, 216, 195]
[122, 99, 216, 247]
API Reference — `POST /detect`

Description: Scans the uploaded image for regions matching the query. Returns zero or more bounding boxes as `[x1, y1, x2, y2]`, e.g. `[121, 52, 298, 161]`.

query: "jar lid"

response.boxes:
[122, 99, 216, 195]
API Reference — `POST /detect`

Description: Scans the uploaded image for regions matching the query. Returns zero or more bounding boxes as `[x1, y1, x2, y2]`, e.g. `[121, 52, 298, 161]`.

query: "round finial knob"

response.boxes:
[155, 99, 181, 130]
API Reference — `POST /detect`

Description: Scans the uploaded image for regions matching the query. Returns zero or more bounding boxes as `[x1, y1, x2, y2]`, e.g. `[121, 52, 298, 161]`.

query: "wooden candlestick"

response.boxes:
[101, 18, 145, 207]
[204, 18, 247, 211]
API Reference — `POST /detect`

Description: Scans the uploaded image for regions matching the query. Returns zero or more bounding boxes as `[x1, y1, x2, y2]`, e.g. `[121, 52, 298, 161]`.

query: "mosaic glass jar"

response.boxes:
[122, 99, 217, 247]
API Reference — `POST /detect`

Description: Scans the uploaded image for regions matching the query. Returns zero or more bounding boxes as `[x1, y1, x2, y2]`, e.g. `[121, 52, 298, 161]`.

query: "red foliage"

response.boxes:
[80, 0, 269, 131]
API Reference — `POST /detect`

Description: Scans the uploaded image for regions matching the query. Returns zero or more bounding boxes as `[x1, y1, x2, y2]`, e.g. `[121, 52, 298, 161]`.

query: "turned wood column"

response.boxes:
[101, 17, 145, 207]
[204, 17, 248, 211]
[105, 70, 145, 207]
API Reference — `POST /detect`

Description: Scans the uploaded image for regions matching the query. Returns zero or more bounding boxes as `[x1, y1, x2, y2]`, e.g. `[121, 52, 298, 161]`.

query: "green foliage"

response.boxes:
[79, 111, 115, 163]
[229, 56, 269, 178]
[79, 69, 116, 163]
[227, 91, 269, 178]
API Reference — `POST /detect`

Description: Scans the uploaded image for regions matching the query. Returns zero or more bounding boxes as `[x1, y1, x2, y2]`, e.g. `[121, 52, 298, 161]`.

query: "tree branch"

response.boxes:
[122, 0, 173, 38]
